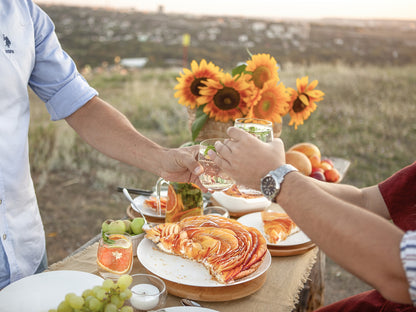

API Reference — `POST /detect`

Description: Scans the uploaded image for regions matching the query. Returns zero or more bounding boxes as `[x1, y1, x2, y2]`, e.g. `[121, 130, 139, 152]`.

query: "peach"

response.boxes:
[324, 168, 341, 183]
[285, 151, 312, 176]
[288, 142, 321, 163]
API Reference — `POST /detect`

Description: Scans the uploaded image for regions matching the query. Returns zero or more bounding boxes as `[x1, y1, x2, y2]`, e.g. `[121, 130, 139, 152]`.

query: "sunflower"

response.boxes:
[287, 76, 324, 129]
[245, 53, 279, 89]
[249, 81, 290, 123]
[174, 59, 222, 109]
[197, 72, 253, 122]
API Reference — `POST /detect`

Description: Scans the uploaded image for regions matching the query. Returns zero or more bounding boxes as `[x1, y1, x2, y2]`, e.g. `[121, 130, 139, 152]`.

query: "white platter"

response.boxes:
[237, 212, 311, 247]
[211, 191, 271, 214]
[133, 195, 166, 219]
[0, 270, 103, 312]
[156, 308, 218, 312]
[137, 238, 271, 287]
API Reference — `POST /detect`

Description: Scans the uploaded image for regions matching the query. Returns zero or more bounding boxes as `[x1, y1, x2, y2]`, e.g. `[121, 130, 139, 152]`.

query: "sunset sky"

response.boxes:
[35, 0, 416, 20]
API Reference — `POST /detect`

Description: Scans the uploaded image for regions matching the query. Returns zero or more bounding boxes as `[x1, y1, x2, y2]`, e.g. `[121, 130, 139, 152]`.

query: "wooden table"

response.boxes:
[50, 234, 322, 310]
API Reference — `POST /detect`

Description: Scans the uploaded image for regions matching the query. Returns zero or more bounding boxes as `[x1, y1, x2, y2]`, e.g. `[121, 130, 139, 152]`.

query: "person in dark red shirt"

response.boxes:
[210, 126, 416, 310]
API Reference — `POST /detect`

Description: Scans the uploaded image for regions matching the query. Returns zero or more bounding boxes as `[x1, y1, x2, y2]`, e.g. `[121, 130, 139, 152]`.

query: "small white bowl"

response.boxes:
[203, 206, 229, 218]
[212, 191, 271, 214]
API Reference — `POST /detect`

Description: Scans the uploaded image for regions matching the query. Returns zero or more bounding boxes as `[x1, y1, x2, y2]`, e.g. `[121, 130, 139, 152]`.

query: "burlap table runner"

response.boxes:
[50, 242, 318, 312]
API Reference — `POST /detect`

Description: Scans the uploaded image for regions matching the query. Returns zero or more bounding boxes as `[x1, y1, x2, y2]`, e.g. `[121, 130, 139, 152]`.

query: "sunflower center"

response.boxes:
[252, 66, 271, 89]
[190, 78, 207, 96]
[293, 95, 309, 113]
[213, 87, 240, 110]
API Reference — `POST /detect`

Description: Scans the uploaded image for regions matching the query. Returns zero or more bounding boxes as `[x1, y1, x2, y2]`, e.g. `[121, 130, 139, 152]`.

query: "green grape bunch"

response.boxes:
[48, 274, 134, 312]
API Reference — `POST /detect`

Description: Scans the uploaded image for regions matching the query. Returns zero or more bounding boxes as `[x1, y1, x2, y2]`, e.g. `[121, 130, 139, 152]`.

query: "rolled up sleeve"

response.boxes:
[28, 1, 97, 121]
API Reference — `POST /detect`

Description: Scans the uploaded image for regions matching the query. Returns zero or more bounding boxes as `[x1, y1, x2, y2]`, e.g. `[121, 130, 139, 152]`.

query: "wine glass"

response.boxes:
[234, 118, 273, 195]
[129, 274, 167, 311]
[198, 138, 234, 192]
[234, 117, 273, 142]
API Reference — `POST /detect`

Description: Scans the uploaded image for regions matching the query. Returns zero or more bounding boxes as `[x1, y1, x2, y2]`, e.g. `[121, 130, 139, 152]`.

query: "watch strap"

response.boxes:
[261, 164, 298, 200]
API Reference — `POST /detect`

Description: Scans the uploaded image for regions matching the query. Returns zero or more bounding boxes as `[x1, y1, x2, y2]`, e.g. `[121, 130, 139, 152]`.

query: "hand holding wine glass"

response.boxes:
[198, 138, 234, 192]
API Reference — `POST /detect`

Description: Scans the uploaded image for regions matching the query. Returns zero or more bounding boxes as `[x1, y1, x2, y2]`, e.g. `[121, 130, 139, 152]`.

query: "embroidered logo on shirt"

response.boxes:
[2, 34, 14, 54]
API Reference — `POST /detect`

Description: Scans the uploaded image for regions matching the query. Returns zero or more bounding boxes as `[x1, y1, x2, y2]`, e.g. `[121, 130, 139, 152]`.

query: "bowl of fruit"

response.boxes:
[101, 217, 146, 253]
[285, 142, 350, 183]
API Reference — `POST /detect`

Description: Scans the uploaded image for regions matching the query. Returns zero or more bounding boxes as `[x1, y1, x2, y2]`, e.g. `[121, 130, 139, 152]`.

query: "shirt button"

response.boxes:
[2, 234, 6, 240]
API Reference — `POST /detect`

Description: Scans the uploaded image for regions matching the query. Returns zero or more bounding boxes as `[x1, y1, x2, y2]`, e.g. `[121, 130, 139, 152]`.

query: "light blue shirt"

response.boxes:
[0, 0, 97, 288]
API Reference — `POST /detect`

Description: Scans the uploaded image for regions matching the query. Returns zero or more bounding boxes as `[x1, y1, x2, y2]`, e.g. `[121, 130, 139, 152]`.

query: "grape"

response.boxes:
[93, 286, 107, 300]
[67, 294, 84, 309]
[51, 275, 135, 312]
[116, 274, 132, 291]
[82, 288, 94, 298]
[104, 303, 118, 312]
[57, 300, 73, 312]
[88, 297, 102, 311]
[119, 289, 132, 300]
[110, 294, 123, 308]
[102, 278, 114, 290]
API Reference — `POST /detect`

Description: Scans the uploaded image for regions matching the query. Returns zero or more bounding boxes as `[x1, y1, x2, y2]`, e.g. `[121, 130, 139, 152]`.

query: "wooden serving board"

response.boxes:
[143, 268, 268, 302]
[127, 205, 165, 224]
[268, 241, 316, 257]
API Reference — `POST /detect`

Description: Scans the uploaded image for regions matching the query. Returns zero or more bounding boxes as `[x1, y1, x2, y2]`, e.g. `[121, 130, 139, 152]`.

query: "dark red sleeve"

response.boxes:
[378, 161, 416, 231]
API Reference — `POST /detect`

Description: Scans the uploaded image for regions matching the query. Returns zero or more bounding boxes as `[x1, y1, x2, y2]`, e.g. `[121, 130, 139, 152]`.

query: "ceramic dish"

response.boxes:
[237, 212, 311, 247]
[211, 191, 271, 215]
[133, 195, 166, 219]
[0, 270, 103, 312]
[137, 238, 271, 287]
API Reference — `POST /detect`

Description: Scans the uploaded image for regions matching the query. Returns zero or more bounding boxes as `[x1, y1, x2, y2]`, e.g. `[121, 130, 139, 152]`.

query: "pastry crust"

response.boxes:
[144, 215, 267, 284]
[261, 211, 298, 244]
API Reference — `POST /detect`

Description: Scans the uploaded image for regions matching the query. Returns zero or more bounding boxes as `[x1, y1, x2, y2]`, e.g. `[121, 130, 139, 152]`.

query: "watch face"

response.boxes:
[261, 176, 277, 197]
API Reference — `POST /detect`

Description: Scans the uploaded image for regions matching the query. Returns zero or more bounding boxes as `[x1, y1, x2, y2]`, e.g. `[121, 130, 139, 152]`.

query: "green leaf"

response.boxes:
[191, 105, 209, 141]
[232, 64, 247, 77]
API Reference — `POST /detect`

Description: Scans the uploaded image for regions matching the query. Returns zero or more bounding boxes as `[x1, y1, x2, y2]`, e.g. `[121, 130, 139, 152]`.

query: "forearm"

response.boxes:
[312, 180, 391, 219]
[65, 96, 166, 176]
[277, 172, 410, 303]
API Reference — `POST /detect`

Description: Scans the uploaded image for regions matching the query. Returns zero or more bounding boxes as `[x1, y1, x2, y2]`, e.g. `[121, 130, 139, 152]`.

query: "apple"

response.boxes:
[101, 219, 113, 233]
[131, 217, 145, 235]
[123, 220, 132, 233]
[107, 220, 126, 234]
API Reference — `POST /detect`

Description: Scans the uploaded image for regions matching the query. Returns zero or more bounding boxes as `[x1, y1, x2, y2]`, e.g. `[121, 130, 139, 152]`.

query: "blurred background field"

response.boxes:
[30, 4, 415, 307]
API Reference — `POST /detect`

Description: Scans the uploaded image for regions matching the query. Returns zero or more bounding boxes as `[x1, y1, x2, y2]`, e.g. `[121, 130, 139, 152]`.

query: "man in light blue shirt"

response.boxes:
[0, 0, 203, 289]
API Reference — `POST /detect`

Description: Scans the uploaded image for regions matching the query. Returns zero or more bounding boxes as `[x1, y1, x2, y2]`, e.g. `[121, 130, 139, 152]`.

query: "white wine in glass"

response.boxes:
[198, 138, 234, 192]
[234, 118, 273, 143]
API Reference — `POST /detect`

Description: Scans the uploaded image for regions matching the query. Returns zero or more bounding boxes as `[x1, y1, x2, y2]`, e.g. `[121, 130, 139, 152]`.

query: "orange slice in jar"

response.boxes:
[97, 234, 133, 274]
[165, 184, 178, 214]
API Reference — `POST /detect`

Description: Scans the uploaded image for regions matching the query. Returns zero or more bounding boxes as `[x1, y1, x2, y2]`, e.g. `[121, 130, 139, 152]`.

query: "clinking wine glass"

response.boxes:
[198, 138, 234, 192]
[234, 117, 273, 143]
[234, 118, 274, 195]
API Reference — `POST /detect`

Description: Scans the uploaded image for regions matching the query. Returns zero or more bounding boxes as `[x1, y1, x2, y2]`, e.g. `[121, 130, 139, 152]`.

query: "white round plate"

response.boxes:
[0, 270, 103, 312]
[137, 239, 271, 287]
[237, 212, 311, 247]
[211, 191, 271, 213]
[155, 308, 218, 312]
[133, 195, 166, 219]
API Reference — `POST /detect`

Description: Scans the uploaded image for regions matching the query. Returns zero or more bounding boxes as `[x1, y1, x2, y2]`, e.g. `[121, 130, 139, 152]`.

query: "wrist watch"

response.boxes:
[260, 164, 298, 201]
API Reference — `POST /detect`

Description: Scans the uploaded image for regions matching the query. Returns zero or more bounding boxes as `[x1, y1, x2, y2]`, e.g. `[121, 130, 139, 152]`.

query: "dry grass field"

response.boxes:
[29, 63, 415, 306]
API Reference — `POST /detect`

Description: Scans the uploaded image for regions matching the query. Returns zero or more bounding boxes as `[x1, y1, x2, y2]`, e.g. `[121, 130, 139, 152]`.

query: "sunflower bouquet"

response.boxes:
[174, 53, 324, 141]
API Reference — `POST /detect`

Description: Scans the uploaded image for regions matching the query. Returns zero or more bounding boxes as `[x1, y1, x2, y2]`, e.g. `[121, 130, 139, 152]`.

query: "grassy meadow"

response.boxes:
[29, 63, 416, 193]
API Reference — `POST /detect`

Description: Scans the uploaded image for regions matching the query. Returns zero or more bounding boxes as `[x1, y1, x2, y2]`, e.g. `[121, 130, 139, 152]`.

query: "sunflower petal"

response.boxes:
[299, 94, 309, 106]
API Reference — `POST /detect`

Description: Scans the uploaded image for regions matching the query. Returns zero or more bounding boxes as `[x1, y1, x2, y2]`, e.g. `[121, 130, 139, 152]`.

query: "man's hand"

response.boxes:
[209, 127, 285, 190]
